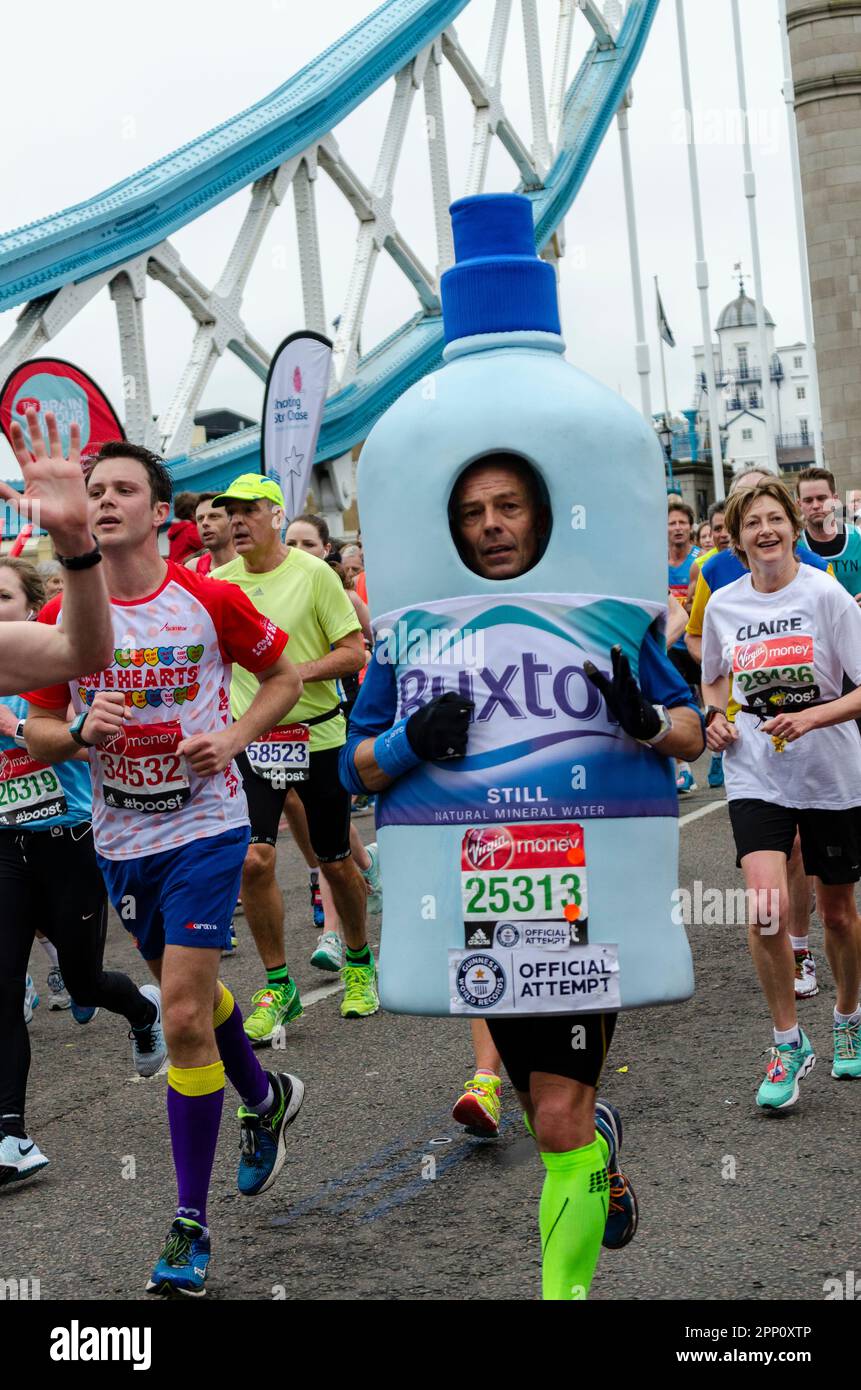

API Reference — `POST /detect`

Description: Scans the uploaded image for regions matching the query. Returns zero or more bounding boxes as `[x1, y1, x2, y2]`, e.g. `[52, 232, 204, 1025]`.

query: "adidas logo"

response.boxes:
[252, 587, 264, 596]
[469, 928, 490, 945]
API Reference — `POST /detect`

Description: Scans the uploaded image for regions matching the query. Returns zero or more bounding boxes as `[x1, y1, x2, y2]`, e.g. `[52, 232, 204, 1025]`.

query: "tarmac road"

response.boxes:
[5, 750, 859, 1302]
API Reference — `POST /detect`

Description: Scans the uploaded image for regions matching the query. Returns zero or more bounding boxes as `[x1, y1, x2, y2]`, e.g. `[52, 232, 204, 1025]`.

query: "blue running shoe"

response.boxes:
[675, 766, 697, 795]
[707, 752, 724, 788]
[146, 1218, 210, 1297]
[310, 874, 324, 930]
[70, 1000, 98, 1025]
[595, 1099, 639, 1249]
[237, 1071, 305, 1196]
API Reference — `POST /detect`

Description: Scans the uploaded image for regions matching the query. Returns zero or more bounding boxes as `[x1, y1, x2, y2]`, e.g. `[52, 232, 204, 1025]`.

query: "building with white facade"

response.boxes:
[691, 274, 815, 478]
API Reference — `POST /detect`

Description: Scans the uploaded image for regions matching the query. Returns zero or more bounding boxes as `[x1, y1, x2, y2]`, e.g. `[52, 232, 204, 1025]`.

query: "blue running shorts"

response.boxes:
[97, 825, 250, 961]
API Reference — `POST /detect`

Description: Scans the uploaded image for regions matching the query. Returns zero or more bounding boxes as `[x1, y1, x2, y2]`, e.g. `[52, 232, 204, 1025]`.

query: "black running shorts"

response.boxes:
[728, 798, 861, 885]
[487, 1011, 617, 1094]
[235, 746, 352, 862]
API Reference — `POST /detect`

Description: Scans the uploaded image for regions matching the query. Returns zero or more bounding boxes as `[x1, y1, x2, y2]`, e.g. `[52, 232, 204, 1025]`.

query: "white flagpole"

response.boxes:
[617, 90, 652, 421]
[778, 0, 825, 467]
[675, 0, 725, 500]
[730, 0, 778, 472]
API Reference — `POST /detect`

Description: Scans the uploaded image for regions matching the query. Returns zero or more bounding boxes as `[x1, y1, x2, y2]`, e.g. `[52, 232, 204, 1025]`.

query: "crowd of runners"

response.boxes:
[2, 411, 860, 1301]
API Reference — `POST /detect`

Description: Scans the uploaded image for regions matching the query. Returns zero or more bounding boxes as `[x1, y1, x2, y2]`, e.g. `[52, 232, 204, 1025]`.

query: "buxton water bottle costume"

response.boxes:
[348, 193, 695, 1017]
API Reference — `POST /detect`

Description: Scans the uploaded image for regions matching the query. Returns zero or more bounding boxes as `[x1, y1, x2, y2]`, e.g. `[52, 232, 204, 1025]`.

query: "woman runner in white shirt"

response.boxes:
[702, 480, 861, 1110]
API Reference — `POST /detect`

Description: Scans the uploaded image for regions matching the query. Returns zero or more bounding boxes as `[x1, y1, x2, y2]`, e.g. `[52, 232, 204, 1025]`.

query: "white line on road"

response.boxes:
[679, 800, 725, 828]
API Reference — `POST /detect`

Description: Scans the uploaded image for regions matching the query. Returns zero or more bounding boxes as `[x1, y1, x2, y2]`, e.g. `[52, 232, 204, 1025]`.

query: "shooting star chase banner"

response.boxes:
[373, 593, 677, 828]
[0, 357, 125, 463]
[260, 331, 332, 519]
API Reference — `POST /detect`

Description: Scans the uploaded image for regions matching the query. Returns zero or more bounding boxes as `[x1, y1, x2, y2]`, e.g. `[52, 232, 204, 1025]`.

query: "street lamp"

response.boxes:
[658, 415, 676, 493]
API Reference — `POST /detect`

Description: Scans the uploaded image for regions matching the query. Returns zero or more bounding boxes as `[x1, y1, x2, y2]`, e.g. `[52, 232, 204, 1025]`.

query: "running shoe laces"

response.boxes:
[765, 1047, 789, 1083]
[463, 1078, 496, 1098]
[129, 1021, 157, 1054]
[239, 1112, 261, 1159]
[162, 1221, 198, 1267]
[608, 1171, 631, 1216]
[834, 1024, 858, 1062]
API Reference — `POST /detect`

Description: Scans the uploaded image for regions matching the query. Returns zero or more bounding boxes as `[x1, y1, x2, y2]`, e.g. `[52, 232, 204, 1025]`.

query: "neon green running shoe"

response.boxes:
[452, 1072, 502, 1136]
[340, 960, 379, 1019]
[243, 980, 303, 1046]
[756, 1028, 815, 1110]
[832, 1017, 861, 1079]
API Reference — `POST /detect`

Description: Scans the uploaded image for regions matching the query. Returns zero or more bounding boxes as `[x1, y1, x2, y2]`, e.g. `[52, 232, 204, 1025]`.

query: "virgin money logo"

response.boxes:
[463, 827, 514, 870]
[16, 398, 40, 415]
[734, 636, 813, 672]
[293, 366, 302, 393]
[734, 642, 768, 672]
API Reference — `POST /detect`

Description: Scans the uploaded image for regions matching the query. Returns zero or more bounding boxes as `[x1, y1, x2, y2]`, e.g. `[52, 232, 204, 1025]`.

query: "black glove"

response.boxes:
[583, 646, 662, 742]
[406, 691, 474, 761]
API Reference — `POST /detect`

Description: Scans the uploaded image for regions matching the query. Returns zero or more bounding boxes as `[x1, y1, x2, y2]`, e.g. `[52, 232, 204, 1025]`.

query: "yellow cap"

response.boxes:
[212, 473, 285, 509]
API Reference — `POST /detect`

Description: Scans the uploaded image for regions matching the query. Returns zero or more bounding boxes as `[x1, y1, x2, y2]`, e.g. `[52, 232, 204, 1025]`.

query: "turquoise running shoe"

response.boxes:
[23, 974, 39, 1025]
[69, 1000, 98, 1024]
[310, 930, 343, 972]
[756, 1029, 815, 1110]
[146, 1218, 211, 1297]
[237, 1071, 305, 1196]
[832, 1017, 861, 1079]
[595, 1099, 638, 1249]
[361, 842, 382, 915]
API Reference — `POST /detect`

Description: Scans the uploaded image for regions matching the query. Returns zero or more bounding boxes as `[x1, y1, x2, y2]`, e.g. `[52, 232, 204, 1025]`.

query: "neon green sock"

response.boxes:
[539, 1137, 610, 1301]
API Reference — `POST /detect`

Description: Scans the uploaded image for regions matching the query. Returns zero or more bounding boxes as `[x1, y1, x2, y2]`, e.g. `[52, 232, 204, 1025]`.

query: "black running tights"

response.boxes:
[0, 823, 150, 1121]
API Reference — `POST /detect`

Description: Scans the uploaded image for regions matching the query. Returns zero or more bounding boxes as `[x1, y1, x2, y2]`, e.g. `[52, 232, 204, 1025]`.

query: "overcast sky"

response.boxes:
[0, 0, 804, 476]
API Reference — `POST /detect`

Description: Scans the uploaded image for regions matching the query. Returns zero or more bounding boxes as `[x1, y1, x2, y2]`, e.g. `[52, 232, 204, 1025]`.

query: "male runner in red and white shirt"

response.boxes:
[26, 440, 303, 1298]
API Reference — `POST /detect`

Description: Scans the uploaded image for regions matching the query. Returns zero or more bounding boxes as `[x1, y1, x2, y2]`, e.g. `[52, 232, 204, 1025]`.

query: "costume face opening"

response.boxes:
[449, 453, 551, 581]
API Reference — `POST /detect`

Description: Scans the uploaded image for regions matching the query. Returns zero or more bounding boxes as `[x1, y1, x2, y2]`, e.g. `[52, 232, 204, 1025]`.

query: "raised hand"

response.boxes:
[0, 408, 93, 556]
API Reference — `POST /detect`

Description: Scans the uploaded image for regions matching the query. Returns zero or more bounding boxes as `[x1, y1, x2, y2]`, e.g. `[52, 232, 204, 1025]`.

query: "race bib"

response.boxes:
[246, 725, 310, 783]
[99, 722, 190, 814]
[450, 823, 619, 1016]
[0, 750, 67, 827]
[732, 634, 820, 717]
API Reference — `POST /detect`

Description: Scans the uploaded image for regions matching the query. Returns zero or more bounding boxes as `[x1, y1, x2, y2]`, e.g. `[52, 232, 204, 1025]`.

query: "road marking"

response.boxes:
[302, 981, 343, 1008]
[679, 800, 725, 828]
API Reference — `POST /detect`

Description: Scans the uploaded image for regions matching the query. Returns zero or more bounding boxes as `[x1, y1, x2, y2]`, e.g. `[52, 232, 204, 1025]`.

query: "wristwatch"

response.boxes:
[704, 705, 727, 727]
[56, 541, 102, 571]
[636, 704, 673, 747]
[69, 711, 94, 747]
[13, 718, 27, 749]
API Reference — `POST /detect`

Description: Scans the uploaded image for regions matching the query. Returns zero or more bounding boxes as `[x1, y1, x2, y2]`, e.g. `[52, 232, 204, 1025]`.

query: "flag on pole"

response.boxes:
[656, 280, 675, 348]
[260, 331, 333, 521]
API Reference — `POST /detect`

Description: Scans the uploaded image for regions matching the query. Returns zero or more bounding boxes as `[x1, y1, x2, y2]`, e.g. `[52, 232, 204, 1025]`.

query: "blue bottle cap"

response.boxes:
[440, 193, 561, 343]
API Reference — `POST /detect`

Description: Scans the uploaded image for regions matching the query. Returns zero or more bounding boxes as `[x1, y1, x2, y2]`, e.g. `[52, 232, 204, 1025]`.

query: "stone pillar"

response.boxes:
[787, 0, 861, 494]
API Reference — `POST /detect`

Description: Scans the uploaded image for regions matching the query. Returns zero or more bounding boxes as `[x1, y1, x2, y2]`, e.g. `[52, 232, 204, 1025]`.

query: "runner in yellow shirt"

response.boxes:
[213, 475, 376, 1035]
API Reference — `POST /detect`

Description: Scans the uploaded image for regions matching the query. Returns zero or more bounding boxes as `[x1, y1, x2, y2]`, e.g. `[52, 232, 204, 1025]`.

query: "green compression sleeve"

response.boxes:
[539, 1136, 609, 1300]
